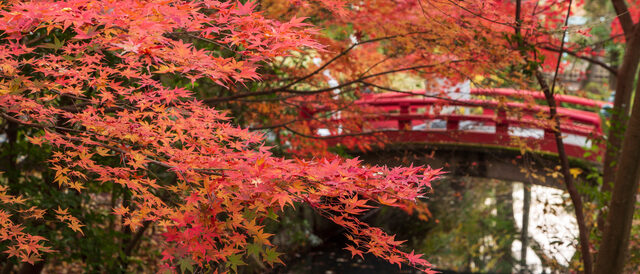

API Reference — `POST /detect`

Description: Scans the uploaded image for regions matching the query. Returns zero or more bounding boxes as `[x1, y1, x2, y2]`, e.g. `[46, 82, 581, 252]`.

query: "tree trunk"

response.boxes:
[600, 24, 640, 205]
[536, 70, 592, 274]
[610, 0, 634, 42]
[520, 183, 531, 273]
[594, 35, 640, 274]
[517, 0, 592, 271]
[599, 0, 640, 234]
[17, 259, 46, 274]
[1, 121, 19, 190]
[495, 183, 516, 273]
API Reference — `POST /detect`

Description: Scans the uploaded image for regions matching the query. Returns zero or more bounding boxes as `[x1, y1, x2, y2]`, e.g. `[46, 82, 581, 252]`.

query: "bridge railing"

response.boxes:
[314, 89, 606, 161]
[364, 88, 607, 110]
[359, 98, 602, 134]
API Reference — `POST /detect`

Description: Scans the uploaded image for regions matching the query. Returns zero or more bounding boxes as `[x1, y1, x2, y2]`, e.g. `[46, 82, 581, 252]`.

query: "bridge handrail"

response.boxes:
[364, 88, 607, 110]
[357, 98, 602, 132]
[472, 88, 607, 109]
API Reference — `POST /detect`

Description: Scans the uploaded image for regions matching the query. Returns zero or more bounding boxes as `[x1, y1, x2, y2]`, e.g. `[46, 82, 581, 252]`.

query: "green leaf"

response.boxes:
[262, 247, 283, 265]
[243, 209, 257, 221]
[246, 242, 263, 258]
[179, 257, 195, 274]
[226, 253, 247, 272]
[41, 35, 64, 50]
[266, 208, 278, 221]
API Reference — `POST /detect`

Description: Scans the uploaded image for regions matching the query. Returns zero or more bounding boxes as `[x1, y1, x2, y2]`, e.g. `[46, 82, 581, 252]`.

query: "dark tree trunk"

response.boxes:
[494, 183, 516, 273]
[536, 70, 592, 274]
[520, 183, 531, 273]
[2, 121, 19, 190]
[594, 30, 640, 273]
[598, 0, 640, 234]
[17, 260, 46, 274]
[600, 24, 640, 207]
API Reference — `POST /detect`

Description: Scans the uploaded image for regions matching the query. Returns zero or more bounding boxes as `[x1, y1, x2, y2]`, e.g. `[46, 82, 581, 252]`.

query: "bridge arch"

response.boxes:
[348, 143, 600, 189]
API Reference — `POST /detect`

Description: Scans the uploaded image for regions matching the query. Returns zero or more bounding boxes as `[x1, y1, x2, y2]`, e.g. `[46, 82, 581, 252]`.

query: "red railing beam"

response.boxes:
[366, 88, 607, 109]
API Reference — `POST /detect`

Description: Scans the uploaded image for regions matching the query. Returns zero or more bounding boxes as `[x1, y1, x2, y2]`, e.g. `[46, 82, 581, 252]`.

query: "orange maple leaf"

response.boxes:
[67, 221, 85, 235]
[344, 245, 364, 259]
[270, 192, 294, 211]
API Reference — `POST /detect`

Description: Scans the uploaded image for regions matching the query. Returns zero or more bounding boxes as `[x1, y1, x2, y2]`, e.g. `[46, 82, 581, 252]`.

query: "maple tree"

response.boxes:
[0, 0, 441, 272]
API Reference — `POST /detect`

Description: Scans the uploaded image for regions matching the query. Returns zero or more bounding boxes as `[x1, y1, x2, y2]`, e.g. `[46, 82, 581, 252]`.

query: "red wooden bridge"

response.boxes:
[321, 88, 606, 162]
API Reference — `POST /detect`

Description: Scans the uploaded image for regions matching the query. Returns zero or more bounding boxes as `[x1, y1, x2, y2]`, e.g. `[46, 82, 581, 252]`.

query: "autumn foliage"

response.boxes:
[0, 0, 443, 272]
[4, 0, 638, 271]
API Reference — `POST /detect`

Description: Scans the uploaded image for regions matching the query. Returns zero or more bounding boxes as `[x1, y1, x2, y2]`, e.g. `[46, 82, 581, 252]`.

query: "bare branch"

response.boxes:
[541, 46, 617, 75]
[278, 31, 436, 90]
[282, 125, 392, 140]
[203, 60, 469, 104]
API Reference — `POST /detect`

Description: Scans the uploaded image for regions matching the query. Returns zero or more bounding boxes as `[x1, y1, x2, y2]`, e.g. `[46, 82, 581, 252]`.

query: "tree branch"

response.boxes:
[276, 31, 436, 91]
[203, 60, 468, 104]
[541, 46, 617, 75]
[282, 125, 391, 140]
[0, 112, 227, 176]
[611, 0, 634, 40]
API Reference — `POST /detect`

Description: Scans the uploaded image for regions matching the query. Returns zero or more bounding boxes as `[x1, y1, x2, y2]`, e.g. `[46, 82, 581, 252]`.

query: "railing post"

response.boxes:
[447, 119, 459, 131]
[544, 129, 555, 142]
[496, 109, 508, 136]
[398, 103, 410, 130]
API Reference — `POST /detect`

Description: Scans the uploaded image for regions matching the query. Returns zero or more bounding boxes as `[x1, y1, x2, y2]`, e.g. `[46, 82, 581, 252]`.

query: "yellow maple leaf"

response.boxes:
[54, 206, 69, 216]
[570, 168, 582, 179]
[95, 146, 110, 157]
[68, 181, 86, 192]
[128, 152, 148, 170]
